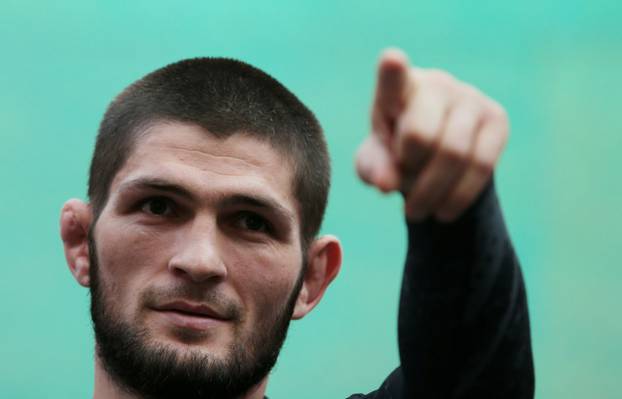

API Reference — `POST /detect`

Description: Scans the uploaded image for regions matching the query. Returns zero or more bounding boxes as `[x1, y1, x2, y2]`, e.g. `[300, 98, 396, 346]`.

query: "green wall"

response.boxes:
[1, 1, 620, 398]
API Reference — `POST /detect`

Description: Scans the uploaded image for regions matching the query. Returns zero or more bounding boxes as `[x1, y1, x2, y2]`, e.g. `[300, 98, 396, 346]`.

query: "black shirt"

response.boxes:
[347, 182, 534, 398]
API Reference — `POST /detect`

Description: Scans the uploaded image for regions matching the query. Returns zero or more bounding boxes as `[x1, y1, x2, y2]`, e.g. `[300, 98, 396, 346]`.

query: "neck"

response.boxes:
[93, 356, 268, 399]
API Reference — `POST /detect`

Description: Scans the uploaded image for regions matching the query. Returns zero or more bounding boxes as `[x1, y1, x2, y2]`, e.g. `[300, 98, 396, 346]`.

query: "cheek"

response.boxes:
[225, 245, 302, 321]
[94, 220, 172, 315]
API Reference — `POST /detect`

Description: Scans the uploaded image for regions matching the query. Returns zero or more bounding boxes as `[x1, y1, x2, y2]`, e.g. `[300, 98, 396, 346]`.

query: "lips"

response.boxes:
[152, 301, 231, 330]
[156, 301, 228, 319]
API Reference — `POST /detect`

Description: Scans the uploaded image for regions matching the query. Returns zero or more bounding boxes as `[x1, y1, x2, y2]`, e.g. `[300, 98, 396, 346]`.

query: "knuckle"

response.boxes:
[450, 192, 471, 212]
[402, 124, 436, 149]
[487, 114, 510, 143]
[424, 69, 455, 87]
[487, 101, 509, 124]
[441, 142, 470, 165]
[457, 82, 481, 99]
[473, 157, 495, 175]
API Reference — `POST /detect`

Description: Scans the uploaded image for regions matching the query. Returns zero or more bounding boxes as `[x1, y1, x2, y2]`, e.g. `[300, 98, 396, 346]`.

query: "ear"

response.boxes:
[60, 199, 93, 287]
[292, 235, 342, 320]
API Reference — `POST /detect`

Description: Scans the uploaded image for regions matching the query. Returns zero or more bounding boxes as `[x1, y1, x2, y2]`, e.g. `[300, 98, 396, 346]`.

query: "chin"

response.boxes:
[146, 321, 233, 356]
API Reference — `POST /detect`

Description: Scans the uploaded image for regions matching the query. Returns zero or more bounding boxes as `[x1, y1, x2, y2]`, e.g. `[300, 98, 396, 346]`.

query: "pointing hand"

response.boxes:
[356, 48, 509, 222]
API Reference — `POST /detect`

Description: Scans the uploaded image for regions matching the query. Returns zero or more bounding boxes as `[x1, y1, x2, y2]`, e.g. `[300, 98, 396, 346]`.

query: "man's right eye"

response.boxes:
[141, 197, 173, 216]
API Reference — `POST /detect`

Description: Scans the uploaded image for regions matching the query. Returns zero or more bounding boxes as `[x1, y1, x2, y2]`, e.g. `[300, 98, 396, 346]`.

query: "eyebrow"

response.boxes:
[117, 177, 295, 221]
[219, 194, 294, 222]
[118, 177, 195, 201]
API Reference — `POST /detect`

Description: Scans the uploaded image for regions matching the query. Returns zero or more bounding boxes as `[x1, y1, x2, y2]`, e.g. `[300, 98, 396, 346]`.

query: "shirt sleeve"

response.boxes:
[348, 180, 535, 399]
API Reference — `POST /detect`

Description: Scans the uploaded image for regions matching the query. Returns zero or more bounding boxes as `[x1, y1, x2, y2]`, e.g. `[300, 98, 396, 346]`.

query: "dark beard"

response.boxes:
[88, 235, 303, 399]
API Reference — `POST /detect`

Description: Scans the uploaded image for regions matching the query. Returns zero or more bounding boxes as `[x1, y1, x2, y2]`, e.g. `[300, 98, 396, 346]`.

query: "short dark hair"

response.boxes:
[88, 58, 330, 247]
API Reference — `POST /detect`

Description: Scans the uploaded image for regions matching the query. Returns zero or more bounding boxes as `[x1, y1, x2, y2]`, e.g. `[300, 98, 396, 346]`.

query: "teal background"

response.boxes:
[1, 1, 621, 398]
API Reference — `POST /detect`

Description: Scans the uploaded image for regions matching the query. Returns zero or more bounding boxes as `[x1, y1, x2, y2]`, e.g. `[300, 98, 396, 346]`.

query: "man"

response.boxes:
[60, 48, 534, 398]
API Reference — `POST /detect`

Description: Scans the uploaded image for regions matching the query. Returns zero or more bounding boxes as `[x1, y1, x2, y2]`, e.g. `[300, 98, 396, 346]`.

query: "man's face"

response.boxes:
[89, 121, 304, 398]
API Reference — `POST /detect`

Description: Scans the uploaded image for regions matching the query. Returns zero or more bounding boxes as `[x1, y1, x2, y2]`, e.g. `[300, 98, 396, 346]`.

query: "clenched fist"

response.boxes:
[356, 48, 509, 222]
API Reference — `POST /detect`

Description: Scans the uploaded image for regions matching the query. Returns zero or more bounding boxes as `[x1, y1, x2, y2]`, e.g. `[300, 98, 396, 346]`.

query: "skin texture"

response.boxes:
[61, 47, 509, 398]
[356, 48, 509, 221]
[61, 122, 342, 399]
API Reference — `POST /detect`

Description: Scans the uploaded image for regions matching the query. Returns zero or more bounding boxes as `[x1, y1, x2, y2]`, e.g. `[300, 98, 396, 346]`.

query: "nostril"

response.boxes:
[168, 257, 228, 283]
[169, 265, 189, 277]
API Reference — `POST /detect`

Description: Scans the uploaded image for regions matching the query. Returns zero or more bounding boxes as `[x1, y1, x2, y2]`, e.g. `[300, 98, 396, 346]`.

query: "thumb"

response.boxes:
[355, 135, 401, 193]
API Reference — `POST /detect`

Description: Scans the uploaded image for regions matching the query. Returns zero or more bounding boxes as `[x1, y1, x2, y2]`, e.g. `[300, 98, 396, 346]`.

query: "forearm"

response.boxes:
[398, 181, 534, 398]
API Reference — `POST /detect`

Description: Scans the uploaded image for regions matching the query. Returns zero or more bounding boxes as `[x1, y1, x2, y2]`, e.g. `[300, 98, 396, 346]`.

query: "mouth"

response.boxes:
[151, 301, 231, 331]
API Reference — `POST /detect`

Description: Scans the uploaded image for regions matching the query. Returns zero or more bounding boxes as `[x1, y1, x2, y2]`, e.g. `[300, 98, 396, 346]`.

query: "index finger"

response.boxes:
[374, 48, 411, 121]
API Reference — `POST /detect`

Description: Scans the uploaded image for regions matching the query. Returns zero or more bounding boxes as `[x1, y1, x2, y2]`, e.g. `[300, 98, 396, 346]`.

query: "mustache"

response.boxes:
[140, 284, 242, 321]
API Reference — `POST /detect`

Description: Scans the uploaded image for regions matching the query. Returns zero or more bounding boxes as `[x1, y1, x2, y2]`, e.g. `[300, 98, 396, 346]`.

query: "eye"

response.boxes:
[236, 212, 270, 233]
[141, 197, 174, 216]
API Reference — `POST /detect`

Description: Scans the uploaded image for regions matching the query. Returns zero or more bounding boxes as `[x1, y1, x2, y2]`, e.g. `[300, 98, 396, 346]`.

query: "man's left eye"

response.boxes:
[237, 212, 270, 233]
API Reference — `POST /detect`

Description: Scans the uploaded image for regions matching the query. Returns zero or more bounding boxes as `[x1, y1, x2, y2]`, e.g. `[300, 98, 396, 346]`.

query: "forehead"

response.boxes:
[109, 121, 298, 214]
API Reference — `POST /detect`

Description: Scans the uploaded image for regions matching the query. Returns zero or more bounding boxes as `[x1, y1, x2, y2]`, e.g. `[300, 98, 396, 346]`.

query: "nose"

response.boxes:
[167, 220, 228, 283]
